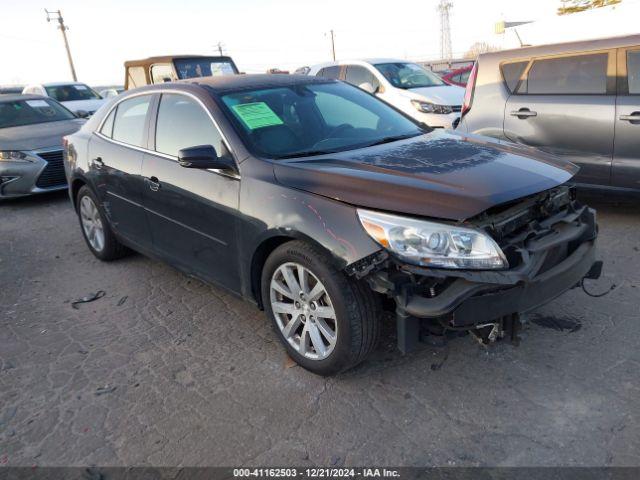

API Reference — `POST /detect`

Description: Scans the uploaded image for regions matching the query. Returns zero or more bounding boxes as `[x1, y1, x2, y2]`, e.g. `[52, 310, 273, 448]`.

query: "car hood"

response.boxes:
[402, 84, 465, 105]
[0, 119, 85, 151]
[60, 98, 106, 113]
[272, 130, 578, 221]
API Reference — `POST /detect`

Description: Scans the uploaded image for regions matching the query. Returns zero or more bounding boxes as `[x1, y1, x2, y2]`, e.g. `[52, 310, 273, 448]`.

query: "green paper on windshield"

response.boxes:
[232, 102, 283, 130]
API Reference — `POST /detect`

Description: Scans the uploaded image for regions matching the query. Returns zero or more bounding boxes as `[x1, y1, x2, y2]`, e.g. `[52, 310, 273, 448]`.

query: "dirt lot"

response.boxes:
[1, 190, 639, 467]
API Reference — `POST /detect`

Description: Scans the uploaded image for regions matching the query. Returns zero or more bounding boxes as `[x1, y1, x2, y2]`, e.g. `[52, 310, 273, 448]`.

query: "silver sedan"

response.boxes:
[0, 94, 85, 198]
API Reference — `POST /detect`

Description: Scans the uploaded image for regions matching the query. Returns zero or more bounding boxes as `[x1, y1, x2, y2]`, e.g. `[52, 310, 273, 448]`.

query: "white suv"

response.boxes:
[308, 59, 464, 128]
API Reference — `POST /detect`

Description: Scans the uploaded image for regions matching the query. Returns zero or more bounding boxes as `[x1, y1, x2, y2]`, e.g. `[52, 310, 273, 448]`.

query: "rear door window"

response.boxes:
[112, 95, 151, 147]
[523, 53, 608, 94]
[501, 61, 529, 93]
[317, 66, 341, 79]
[344, 65, 380, 91]
[627, 50, 640, 94]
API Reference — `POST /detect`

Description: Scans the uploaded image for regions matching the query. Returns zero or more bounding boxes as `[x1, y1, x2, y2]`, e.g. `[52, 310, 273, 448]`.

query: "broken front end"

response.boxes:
[349, 186, 602, 353]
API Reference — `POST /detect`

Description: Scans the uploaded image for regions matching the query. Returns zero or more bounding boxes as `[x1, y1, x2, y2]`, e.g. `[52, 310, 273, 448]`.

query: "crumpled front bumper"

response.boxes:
[381, 195, 601, 352]
[397, 238, 598, 326]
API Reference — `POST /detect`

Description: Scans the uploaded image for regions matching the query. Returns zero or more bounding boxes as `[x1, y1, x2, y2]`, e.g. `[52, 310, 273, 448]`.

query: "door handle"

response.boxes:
[619, 112, 640, 123]
[146, 176, 161, 192]
[92, 157, 104, 169]
[510, 108, 537, 119]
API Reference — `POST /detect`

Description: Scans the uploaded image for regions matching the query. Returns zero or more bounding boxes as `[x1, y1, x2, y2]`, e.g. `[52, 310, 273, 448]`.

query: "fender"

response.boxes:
[237, 157, 382, 304]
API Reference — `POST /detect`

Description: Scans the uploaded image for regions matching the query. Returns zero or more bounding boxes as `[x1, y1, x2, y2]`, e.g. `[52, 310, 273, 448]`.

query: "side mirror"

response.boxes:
[178, 145, 237, 173]
[358, 82, 376, 94]
[76, 110, 89, 118]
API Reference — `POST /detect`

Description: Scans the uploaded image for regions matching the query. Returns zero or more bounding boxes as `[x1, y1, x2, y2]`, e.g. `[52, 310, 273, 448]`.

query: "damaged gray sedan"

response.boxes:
[63, 75, 601, 375]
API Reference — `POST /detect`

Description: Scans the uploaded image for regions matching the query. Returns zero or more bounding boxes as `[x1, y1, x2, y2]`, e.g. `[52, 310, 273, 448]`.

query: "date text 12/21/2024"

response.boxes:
[233, 469, 401, 478]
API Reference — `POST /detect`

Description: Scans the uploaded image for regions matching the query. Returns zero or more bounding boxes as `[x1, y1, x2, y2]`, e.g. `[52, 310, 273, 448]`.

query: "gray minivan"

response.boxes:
[457, 35, 640, 192]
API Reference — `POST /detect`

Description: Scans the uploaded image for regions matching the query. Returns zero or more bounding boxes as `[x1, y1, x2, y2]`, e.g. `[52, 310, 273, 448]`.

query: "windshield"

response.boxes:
[220, 81, 423, 159]
[45, 84, 102, 101]
[0, 98, 76, 128]
[173, 58, 238, 79]
[374, 62, 445, 89]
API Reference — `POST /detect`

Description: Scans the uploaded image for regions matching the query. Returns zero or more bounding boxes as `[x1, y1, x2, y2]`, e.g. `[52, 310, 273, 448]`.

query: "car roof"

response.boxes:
[478, 33, 640, 62]
[178, 74, 333, 93]
[0, 93, 51, 102]
[310, 58, 408, 70]
[124, 55, 234, 67]
[29, 82, 89, 87]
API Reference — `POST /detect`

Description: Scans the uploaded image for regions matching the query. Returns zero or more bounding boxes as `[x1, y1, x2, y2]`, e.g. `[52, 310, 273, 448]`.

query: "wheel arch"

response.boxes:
[249, 231, 344, 309]
[70, 177, 88, 209]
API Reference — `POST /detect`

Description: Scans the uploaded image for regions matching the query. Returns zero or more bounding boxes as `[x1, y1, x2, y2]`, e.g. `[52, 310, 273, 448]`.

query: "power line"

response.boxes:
[45, 9, 77, 81]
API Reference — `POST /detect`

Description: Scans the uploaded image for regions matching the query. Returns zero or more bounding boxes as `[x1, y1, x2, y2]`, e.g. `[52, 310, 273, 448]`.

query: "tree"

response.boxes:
[558, 0, 622, 15]
[464, 42, 499, 59]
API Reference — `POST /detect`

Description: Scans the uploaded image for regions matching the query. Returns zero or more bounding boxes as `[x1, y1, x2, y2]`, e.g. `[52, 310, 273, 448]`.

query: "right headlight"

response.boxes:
[357, 209, 508, 270]
[0, 151, 34, 163]
[411, 100, 453, 115]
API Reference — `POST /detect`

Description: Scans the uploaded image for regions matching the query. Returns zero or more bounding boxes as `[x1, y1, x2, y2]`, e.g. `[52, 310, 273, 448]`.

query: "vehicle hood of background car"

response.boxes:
[402, 84, 465, 106]
[273, 130, 579, 221]
[60, 98, 106, 114]
[0, 119, 85, 151]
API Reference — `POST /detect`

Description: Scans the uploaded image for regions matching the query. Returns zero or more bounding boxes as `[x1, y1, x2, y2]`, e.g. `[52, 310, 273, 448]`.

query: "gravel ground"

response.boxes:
[0, 190, 638, 467]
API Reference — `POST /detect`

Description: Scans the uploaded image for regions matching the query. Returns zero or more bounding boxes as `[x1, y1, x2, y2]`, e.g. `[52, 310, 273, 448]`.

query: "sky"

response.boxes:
[1, 0, 563, 86]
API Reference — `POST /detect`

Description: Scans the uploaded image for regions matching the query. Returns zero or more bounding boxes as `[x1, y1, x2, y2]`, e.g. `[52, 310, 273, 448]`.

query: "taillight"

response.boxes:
[461, 62, 478, 117]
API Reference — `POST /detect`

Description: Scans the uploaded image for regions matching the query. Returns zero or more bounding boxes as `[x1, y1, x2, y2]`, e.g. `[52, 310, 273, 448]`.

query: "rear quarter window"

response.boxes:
[100, 108, 116, 137]
[500, 61, 529, 93]
[111, 95, 151, 147]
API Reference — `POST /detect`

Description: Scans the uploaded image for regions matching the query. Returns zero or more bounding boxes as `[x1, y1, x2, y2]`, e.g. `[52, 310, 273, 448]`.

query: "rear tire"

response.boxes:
[261, 240, 381, 375]
[76, 185, 129, 261]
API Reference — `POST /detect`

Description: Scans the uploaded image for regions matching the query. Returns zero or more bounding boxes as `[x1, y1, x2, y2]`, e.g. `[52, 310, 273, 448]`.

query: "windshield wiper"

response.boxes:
[362, 133, 422, 148]
[275, 149, 341, 160]
[275, 132, 425, 159]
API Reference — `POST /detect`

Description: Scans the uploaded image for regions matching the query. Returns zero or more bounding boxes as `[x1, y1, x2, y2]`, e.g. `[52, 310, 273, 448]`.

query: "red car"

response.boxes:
[441, 65, 474, 87]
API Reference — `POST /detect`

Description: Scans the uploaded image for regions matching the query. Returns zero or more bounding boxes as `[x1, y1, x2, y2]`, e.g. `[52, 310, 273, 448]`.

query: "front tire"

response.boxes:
[76, 185, 128, 261]
[261, 241, 381, 375]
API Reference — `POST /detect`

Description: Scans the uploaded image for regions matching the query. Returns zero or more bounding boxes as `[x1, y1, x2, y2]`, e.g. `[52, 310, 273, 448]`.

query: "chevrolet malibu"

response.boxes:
[64, 75, 601, 375]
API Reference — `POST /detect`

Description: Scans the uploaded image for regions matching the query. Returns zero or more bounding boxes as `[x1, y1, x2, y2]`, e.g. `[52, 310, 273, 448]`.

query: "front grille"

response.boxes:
[35, 149, 67, 189]
[451, 105, 462, 112]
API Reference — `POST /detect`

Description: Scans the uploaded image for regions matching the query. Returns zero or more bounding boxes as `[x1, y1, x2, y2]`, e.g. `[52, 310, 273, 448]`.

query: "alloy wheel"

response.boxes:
[269, 262, 337, 360]
[79, 196, 105, 252]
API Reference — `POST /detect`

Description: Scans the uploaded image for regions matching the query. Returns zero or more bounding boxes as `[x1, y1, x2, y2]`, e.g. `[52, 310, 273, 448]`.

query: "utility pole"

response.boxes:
[437, 0, 453, 62]
[328, 30, 336, 61]
[45, 9, 77, 81]
[215, 41, 225, 56]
